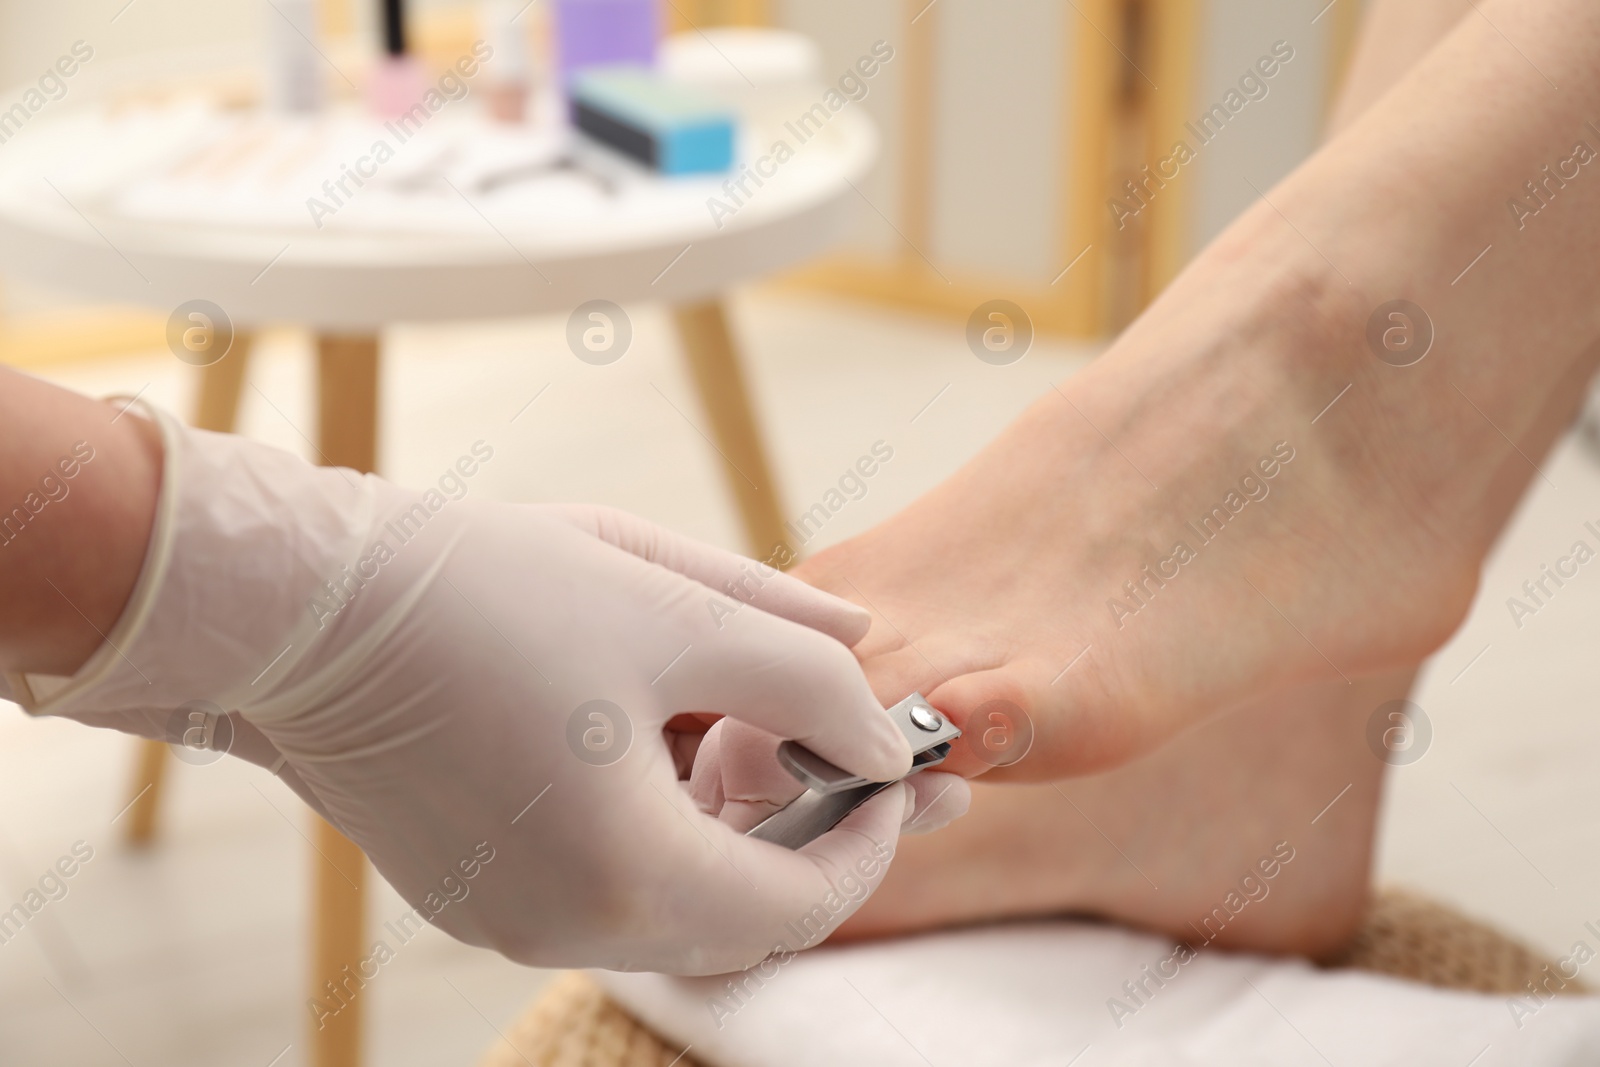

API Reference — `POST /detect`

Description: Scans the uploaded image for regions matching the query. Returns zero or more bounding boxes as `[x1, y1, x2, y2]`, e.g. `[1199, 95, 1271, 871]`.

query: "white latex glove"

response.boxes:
[8, 403, 924, 974]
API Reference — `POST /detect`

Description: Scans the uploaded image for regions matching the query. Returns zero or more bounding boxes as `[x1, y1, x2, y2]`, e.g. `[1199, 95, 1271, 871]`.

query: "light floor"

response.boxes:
[1, 289, 1597, 1064]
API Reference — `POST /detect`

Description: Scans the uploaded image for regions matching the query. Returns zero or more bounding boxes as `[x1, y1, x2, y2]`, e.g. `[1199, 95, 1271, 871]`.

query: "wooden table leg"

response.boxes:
[194, 336, 253, 433]
[310, 823, 368, 1067]
[316, 334, 380, 476]
[310, 332, 379, 1067]
[123, 336, 253, 846]
[671, 300, 791, 564]
[122, 737, 171, 847]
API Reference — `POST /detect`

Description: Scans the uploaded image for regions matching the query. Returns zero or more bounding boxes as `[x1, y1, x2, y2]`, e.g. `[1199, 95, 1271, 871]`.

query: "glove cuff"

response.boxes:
[16, 398, 380, 720]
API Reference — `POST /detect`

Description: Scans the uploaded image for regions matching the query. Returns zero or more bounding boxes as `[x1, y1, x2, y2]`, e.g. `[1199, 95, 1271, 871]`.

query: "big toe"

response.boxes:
[926, 655, 1139, 780]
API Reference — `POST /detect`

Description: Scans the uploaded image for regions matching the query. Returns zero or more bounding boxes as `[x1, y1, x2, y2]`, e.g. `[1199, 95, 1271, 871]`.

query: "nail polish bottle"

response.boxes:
[267, 0, 325, 112]
[484, 0, 531, 123]
[552, 0, 659, 87]
[367, 0, 429, 118]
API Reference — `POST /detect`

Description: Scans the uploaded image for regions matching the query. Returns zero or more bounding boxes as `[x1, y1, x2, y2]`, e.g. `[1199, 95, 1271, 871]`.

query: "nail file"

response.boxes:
[747, 694, 959, 850]
[568, 66, 735, 175]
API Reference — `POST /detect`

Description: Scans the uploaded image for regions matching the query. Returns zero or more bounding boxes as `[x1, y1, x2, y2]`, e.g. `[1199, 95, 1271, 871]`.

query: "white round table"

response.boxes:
[0, 65, 875, 324]
[0, 53, 875, 1067]
[0, 57, 876, 557]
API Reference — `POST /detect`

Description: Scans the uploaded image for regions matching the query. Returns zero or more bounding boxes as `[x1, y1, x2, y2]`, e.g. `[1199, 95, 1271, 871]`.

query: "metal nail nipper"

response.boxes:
[747, 693, 960, 849]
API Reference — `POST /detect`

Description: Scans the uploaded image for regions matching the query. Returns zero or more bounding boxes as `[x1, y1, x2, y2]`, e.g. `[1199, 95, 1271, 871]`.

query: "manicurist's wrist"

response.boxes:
[0, 391, 165, 678]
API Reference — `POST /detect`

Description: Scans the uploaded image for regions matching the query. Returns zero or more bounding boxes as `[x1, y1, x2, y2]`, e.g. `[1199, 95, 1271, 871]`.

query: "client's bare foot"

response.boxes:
[838, 668, 1411, 958]
[814, 0, 1597, 958]
[798, 204, 1599, 778]
[820, 359, 1589, 956]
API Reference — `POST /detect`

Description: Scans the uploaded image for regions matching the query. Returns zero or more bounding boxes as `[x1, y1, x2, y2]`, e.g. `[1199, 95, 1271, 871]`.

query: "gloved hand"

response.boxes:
[7, 402, 933, 974]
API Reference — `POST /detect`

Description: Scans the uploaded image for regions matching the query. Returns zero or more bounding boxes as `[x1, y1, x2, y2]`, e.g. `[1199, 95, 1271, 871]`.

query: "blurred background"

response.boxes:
[0, 1, 1596, 1065]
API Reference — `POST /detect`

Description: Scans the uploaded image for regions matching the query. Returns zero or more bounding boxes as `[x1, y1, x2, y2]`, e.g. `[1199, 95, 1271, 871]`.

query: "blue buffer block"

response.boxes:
[569, 66, 735, 175]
